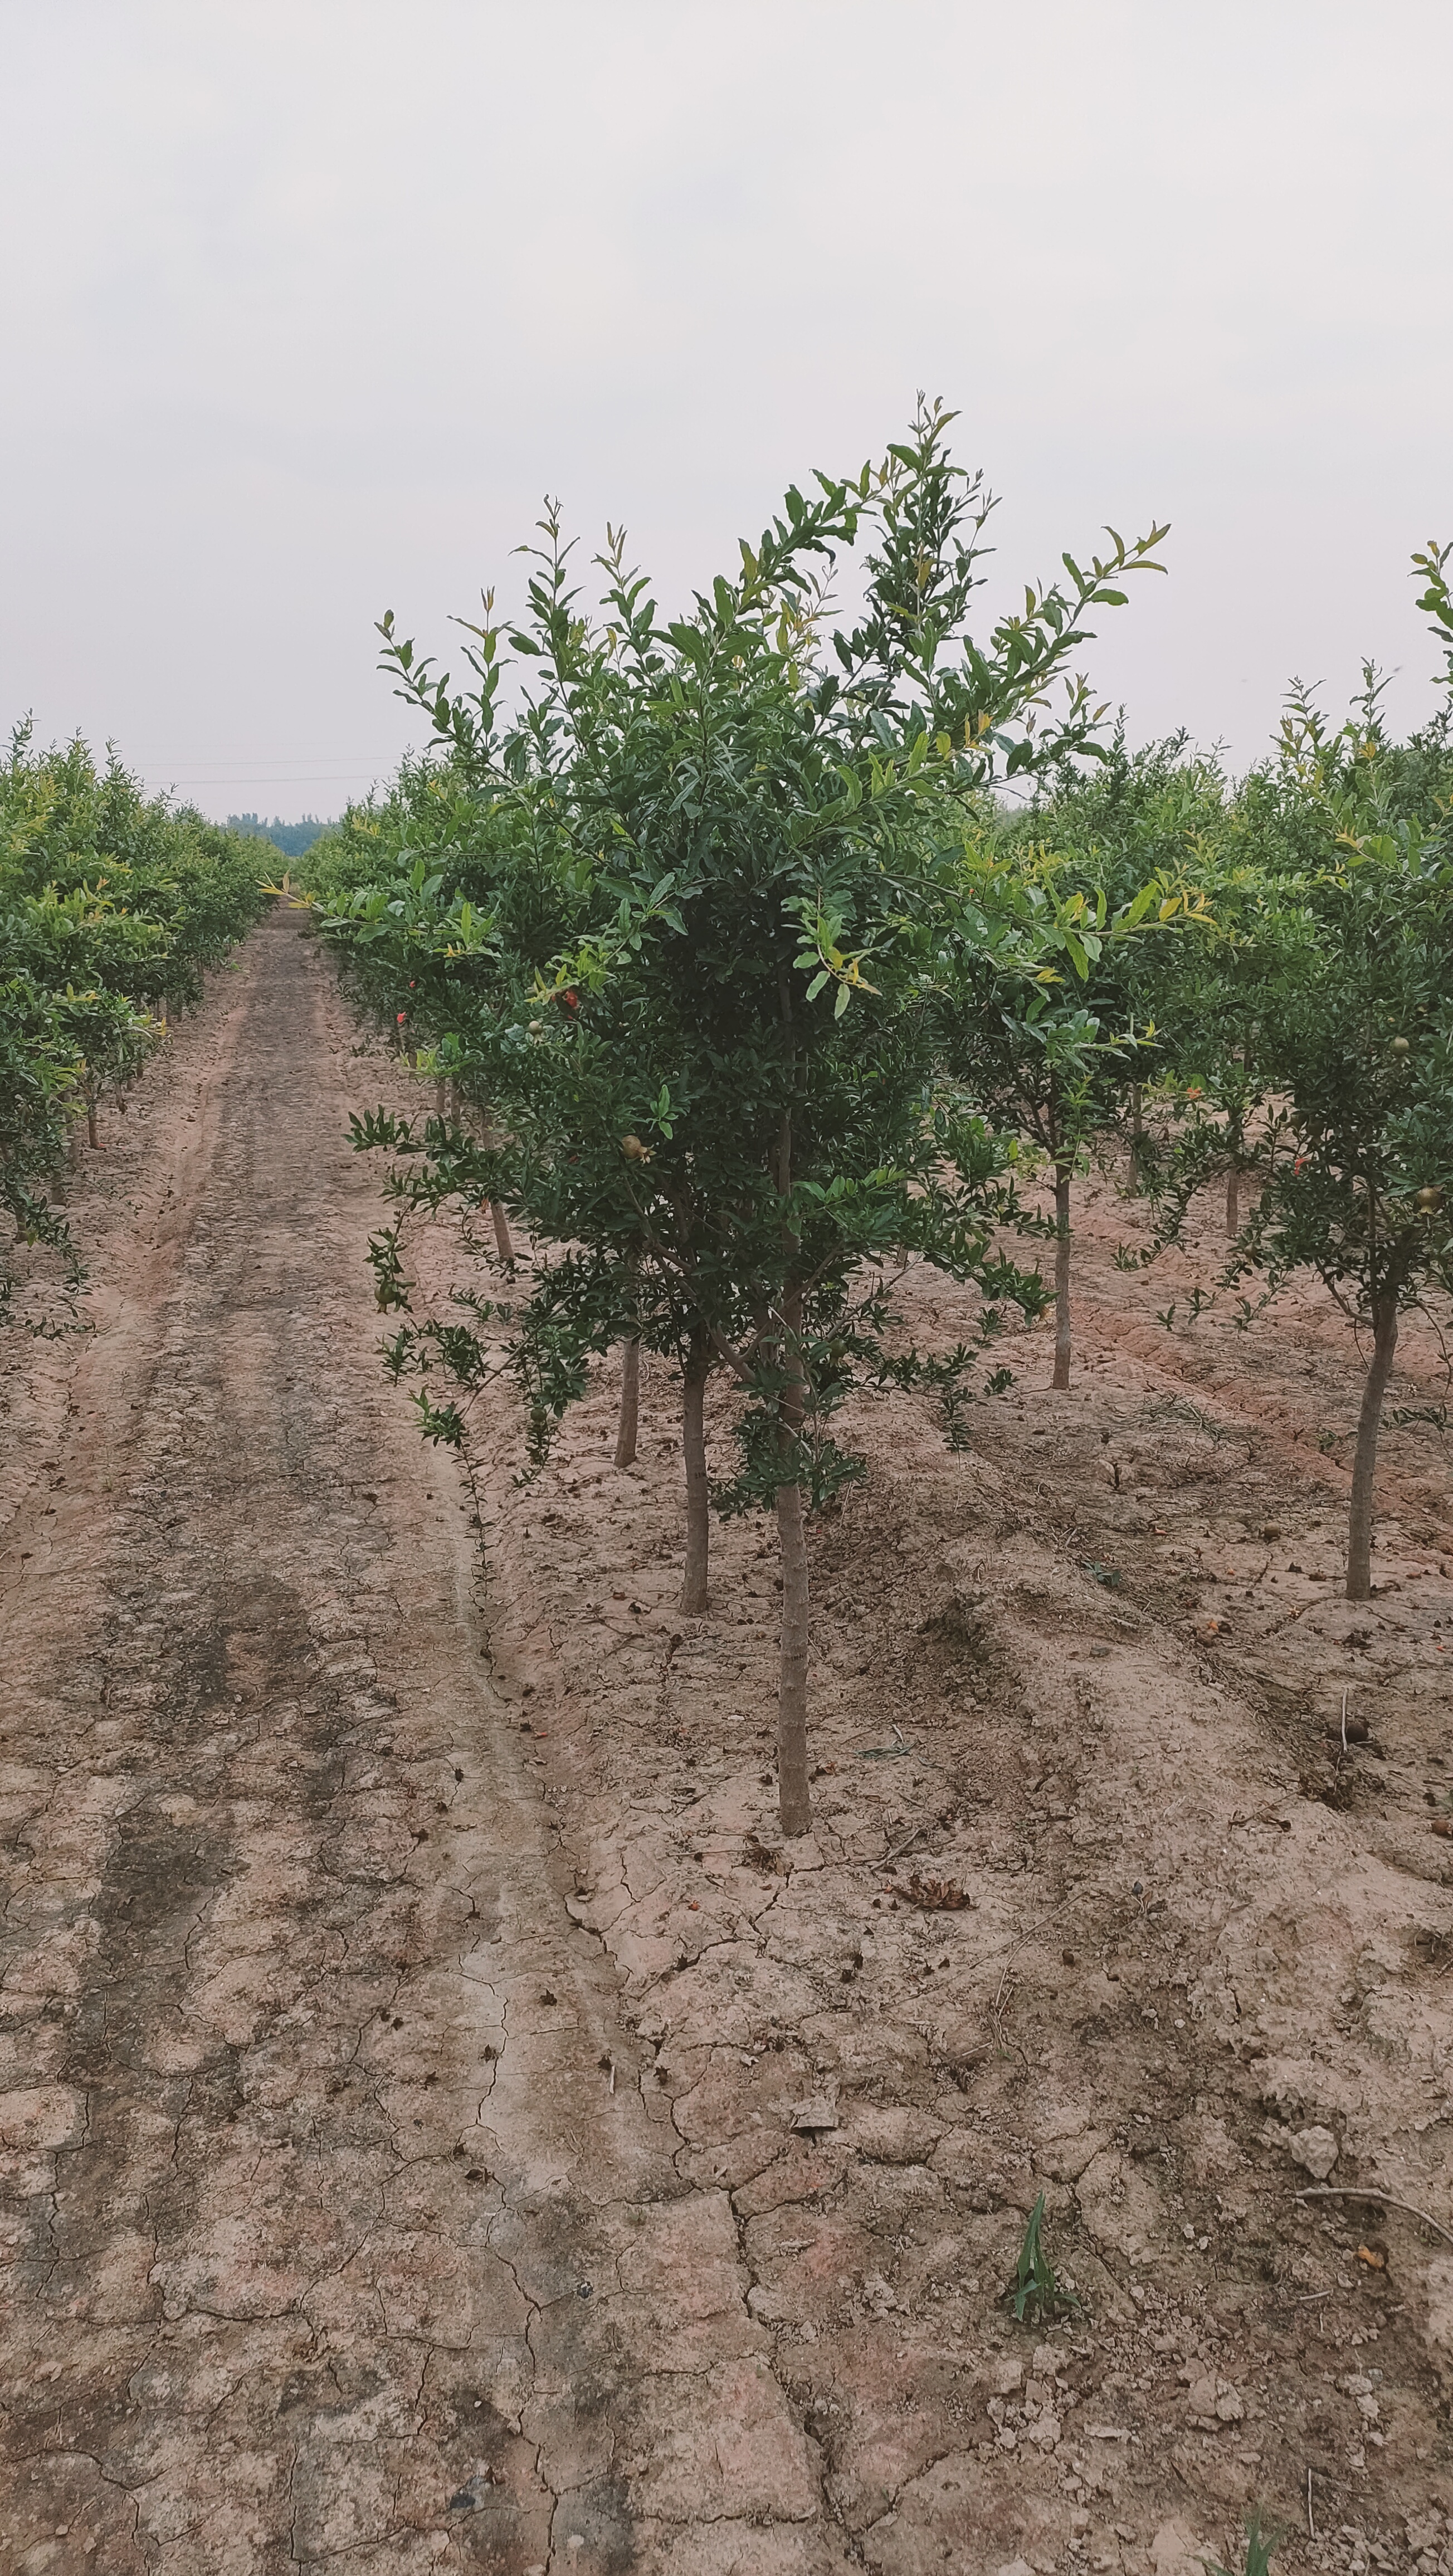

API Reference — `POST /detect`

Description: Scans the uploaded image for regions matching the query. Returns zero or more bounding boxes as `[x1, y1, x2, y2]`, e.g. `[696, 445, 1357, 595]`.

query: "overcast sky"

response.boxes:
[2, 2, 1450, 821]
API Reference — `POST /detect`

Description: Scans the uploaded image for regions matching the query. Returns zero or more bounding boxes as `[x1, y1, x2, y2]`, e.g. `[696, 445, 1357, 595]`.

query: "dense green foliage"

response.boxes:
[303, 487, 1453, 1728]
[301, 403, 1197, 1829]
[6, 442, 1446, 1820]
[1, 727, 270, 1310]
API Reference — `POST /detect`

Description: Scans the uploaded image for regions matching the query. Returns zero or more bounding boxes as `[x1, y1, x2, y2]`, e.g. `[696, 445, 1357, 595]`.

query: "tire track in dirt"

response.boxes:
[0, 913, 837, 2576]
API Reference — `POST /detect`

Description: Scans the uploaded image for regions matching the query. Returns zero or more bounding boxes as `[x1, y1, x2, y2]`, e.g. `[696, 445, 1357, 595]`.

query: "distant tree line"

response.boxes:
[227, 813, 331, 858]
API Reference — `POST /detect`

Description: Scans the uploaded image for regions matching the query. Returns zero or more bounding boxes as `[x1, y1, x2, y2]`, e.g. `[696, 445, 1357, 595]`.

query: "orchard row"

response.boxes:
[0, 730, 270, 1305]
[4, 404, 1448, 1837]
[291, 406, 1453, 1837]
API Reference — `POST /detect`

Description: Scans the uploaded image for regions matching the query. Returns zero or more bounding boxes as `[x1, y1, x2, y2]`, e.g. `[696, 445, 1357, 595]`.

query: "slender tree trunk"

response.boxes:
[489, 1199, 515, 1267]
[1128, 1084, 1143, 1191]
[772, 980, 811, 1838]
[615, 1336, 640, 1468]
[433, 1075, 446, 1116]
[1051, 1158, 1072, 1391]
[1346, 1297, 1398, 1601]
[472, 1093, 514, 1267]
[775, 1282, 811, 1836]
[1225, 1160, 1240, 1238]
[680, 1329, 710, 1613]
[86, 1099, 100, 1151]
[447, 1077, 461, 1121]
[776, 1474, 811, 1835]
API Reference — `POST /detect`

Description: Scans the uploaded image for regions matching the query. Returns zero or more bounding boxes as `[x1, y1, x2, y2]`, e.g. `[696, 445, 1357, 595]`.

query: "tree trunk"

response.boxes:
[772, 979, 811, 1838]
[774, 1285, 811, 1836]
[1128, 1084, 1143, 1191]
[447, 1078, 461, 1121]
[1346, 1297, 1398, 1601]
[776, 1475, 811, 1836]
[1225, 1160, 1240, 1237]
[489, 1199, 515, 1267]
[680, 1329, 710, 1613]
[615, 1336, 640, 1468]
[1051, 1159, 1072, 1391]
[433, 1075, 446, 1116]
[472, 1094, 513, 1266]
[86, 1099, 100, 1150]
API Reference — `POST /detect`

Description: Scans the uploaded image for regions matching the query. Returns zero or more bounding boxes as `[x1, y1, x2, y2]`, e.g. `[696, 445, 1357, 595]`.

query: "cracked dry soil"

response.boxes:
[1, 911, 822, 2576]
[4, 911, 1453, 2576]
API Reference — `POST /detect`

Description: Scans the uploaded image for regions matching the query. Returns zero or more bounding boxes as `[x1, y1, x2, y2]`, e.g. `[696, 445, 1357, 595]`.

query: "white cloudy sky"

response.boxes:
[2, 1, 1450, 819]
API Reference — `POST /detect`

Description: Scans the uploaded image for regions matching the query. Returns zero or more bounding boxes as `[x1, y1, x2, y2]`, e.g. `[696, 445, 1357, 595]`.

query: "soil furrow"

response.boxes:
[1, 914, 830, 2576]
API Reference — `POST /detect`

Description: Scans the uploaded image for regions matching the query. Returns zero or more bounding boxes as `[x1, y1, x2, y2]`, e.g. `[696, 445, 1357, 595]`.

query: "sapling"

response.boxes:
[940, 847, 1208, 1389]
[340, 401, 1175, 1835]
[1221, 708, 1453, 1601]
[1005, 2192, 1079, 2325]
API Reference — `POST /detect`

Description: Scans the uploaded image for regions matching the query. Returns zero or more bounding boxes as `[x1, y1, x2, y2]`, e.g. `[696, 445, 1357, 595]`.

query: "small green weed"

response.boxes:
[1005, 2192, 1079, 2325]
[1147, 1393, 1231, 1444]
[1206, 2509, 1281, 2576]
[1388, 1401, 1448, 1434]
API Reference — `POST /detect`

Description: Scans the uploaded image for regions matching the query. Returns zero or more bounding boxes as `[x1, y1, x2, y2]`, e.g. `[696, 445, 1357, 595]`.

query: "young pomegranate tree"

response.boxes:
[1207, 560, 1453, 1599]
[359, 399, 1172, 1835]
[937, 831, 1213, 1388]
[1223, 813, 1452, 1598]
[1012, 736, 1245, 1208]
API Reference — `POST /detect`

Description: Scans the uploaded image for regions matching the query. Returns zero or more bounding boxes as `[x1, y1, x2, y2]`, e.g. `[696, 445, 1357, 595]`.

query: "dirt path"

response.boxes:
[7, 916, 1453, 2576]
[1, 913, 831, 2576]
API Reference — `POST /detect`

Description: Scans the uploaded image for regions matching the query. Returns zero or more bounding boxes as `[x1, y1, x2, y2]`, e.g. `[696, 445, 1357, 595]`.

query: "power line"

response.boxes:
[138, 764, 394, 779]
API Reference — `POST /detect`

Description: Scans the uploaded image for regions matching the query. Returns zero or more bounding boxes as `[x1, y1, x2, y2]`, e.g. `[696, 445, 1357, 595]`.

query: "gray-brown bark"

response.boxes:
[680, 1330, 710, 1614]
[776, 1476, 811, 1836]
[614, 1337, 640, 1469]
[772, 991, 811, 1837]
[775, 1284, 811, 1836]
[1346, 1297, 1398, 1601]
[489, 1198, 515, 1267]
[1052, 1160, 1072, 1391]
